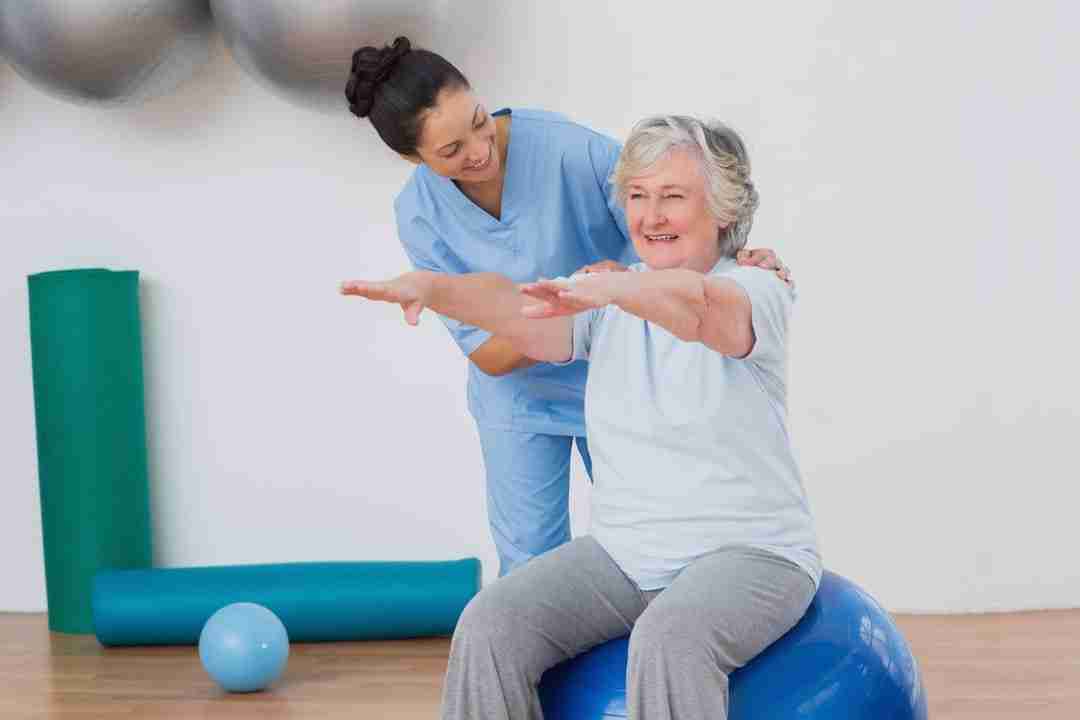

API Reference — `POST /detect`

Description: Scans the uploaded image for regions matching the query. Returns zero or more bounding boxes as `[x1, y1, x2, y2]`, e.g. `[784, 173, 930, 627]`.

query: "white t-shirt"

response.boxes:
[568, 259, 821, 590]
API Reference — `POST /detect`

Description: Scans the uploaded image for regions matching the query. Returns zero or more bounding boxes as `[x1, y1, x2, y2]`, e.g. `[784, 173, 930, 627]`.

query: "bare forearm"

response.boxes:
[612, 270, 709, 341]
[611, 270, 753, 355]
[425, 272, 523, 335]
[426, 272, 571, 362]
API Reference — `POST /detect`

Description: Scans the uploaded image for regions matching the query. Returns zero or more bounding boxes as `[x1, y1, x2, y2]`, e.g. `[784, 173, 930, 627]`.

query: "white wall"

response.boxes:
[2, 1, 1077, 614]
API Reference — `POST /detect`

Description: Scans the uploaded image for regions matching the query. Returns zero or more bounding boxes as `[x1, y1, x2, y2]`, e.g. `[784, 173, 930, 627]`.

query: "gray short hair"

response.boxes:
[612, 116, 759, 257]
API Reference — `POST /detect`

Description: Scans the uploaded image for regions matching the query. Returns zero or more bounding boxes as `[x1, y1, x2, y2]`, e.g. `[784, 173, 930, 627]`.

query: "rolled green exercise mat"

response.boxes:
[92, 559, 482, 646]
[27, 269, 153, 634]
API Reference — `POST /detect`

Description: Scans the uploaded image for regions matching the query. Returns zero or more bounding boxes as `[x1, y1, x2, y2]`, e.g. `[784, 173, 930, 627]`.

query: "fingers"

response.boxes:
[341, 280, 392, 300]
[737, 249, 793, 287]
[526, 277, 606, 312]
[342, 280, 415, 306]
[520, 287, 560, 306]
[403, 300, 424, 326]
[520, 283, 556, 298]
[577, 260, 626, 274]
[340, 280, 386, 299]
[522, 299, 581, 319]
[758, 250, 779, 269]
[553, 289, 602, 313]
[736, 248, 779, 270]
[340, 280, 423, 326]
[522, 301, 556, 319]
[521, 287, 594, 319]
[520, 279, 569, 303]
[341, 280, 426, 323]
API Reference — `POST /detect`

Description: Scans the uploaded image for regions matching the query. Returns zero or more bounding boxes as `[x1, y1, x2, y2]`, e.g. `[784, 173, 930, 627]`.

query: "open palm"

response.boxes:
[520, 275, 618, 319]
[340, 274, 427, 325]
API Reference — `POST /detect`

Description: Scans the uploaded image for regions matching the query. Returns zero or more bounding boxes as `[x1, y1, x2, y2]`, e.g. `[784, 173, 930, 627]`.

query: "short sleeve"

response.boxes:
[395, 209, 493, 357]
[721, 265, 794, 377]
[561, 306, 606, 363]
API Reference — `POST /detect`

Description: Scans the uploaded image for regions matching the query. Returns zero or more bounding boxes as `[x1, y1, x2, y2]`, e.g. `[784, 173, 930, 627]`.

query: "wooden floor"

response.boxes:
[3, 610, 1078, 719]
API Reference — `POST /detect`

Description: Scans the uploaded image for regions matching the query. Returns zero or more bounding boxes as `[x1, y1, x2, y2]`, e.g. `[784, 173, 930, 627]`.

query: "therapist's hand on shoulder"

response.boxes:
[340, 272, 431, 326]
[737, 248, 793, 287]
[520, 273, 625, 319]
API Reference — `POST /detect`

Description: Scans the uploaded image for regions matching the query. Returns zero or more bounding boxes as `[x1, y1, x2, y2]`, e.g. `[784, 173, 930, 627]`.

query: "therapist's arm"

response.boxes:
[522, 270, 754, 358]
[469, 337, 537, 376]
[341, 271, 573, 363]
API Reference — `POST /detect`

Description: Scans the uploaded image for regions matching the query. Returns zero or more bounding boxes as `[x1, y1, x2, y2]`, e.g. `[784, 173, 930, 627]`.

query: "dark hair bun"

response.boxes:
[346, 36, 412, 118]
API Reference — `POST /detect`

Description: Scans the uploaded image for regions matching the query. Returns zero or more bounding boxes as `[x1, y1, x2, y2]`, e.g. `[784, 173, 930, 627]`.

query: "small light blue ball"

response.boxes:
[198, 602, 289, 693]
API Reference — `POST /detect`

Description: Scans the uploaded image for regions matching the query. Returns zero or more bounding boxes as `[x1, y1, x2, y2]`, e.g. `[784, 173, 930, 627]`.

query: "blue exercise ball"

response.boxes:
[538, 571, 928, 719]
[199, 602, 289, 693]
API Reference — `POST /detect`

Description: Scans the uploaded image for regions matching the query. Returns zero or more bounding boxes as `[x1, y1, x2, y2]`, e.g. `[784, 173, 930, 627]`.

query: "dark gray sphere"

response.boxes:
[211, 0, 448, 115]
[0, 0, 214, 106]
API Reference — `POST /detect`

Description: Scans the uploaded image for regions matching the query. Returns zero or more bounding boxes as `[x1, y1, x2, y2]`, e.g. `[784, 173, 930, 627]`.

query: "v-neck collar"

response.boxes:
[424, 108, 518, 231]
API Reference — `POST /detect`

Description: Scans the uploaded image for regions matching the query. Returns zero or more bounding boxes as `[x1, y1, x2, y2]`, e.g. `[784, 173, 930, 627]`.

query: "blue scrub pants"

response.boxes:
[477, 429, 593, 576]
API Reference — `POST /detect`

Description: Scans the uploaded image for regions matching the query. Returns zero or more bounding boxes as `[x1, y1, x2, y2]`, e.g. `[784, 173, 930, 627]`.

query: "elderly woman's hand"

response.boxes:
[574, 259, 629, 275]
[737, 248, 793, 287]
[520, 273, 626, 319]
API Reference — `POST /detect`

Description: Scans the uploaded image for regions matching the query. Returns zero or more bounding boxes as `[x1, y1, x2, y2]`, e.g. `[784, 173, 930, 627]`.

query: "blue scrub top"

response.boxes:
[395, 108, 635, 436]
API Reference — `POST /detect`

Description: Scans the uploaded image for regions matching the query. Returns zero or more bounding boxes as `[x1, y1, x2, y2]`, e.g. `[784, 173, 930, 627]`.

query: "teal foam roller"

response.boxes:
[92, 560, 481, 646]
[28, 269, 153, 634]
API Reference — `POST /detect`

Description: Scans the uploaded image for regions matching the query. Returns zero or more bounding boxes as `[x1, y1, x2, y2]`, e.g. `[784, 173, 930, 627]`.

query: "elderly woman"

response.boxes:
[342, 116, 820, 720]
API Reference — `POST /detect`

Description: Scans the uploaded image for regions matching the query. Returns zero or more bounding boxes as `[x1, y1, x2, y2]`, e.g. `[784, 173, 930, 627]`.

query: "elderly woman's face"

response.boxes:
[624, 148, 723, 273]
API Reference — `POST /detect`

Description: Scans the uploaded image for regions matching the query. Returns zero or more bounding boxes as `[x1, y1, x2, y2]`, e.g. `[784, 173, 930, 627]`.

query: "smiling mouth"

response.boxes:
[466, 144, 493, 171]
[645, 234, 679, 243]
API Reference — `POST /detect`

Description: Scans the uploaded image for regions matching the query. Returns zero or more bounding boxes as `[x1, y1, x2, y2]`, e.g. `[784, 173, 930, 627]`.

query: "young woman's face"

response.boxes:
[625, 148, 724, 272]
[412, 87, 500, 183]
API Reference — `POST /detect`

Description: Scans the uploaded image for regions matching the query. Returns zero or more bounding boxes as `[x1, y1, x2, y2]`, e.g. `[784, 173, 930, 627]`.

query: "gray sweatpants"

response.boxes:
[441, 536, 815, 720]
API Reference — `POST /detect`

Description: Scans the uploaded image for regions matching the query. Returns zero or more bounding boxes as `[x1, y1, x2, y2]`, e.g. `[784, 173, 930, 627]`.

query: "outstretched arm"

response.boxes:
[342, 271, 573, 363]
[521, 270, 754, 357]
